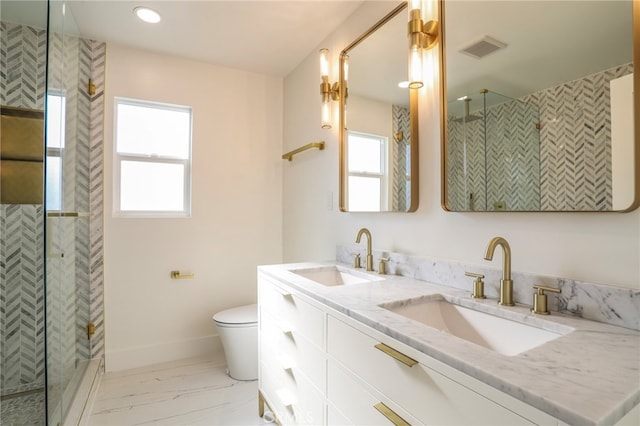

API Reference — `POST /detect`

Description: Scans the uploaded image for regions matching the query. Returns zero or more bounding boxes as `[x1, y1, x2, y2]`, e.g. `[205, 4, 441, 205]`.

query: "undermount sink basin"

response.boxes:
[380, 296, 572, 356]
[290, 265, 384, 287]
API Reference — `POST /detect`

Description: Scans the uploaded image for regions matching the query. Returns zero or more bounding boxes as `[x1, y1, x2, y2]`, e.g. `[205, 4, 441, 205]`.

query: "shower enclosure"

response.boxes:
[447, 89, 541, 211]
[1, 1, 104, 424]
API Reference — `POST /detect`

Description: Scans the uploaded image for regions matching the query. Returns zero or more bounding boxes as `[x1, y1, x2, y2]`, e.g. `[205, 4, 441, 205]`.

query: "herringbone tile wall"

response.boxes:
[1, 20, 105, 397]
[88, 39, 106, 368]
[0, 204, 46, 395]
[1, 21, 48, 396]
[484, 99, 541, 211]
[447, 63, 632, 211]
[525, 63, 633, 211]
[392, 105, 410, 211]
[447, 115, 487, 211]
[0, 22, 47, 109]
[448, 96, 541, 211]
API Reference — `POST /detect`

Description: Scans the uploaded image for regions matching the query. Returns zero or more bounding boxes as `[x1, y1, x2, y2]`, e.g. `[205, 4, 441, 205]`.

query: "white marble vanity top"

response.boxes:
[258, 261, 640, 426]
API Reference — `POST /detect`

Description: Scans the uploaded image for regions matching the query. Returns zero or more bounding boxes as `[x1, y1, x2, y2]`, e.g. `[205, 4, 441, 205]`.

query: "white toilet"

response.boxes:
[212, 304, 258, 381]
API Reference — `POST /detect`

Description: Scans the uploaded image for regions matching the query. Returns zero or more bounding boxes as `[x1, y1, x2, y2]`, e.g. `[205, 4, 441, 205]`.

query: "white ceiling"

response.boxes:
[66, 0, 364, 77]
[1, 0, 365, 78]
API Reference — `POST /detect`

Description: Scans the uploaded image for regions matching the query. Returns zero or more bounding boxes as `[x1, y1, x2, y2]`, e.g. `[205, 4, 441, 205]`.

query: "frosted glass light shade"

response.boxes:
[408, 44, 424, 89]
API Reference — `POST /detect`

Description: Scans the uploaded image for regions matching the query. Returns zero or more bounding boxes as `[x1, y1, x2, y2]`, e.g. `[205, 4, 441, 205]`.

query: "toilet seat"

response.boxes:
[213, 303, 257, 326]
[213, 303, 259, 380]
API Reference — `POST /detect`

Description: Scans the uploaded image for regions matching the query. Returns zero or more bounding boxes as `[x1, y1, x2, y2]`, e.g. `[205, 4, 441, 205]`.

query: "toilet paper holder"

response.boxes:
[170, 270, 195, 279]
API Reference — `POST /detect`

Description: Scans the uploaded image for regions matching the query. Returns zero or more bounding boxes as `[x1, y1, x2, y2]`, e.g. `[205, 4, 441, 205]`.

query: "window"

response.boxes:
[46, 92, 65, 211]
[114, 98, 192, 216]
[346, 131, 388, 211]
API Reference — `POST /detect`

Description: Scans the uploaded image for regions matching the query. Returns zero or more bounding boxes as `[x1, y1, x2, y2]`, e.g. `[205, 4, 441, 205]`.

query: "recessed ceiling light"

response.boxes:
[398, 81, 410, 89]
[134, 7, 161, 24]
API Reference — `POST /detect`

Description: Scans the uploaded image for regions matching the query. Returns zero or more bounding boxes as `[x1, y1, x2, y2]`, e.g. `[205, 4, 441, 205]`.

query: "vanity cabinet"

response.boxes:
[326, 315, 555, 425]
[258, 272, 558, 425]
[258, 274, 326, 425]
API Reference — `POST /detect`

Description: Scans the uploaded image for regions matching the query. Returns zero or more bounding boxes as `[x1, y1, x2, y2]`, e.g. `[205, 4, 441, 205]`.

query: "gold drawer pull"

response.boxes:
[375, 343, 418, 367]
[374, 402, 411, 426]
[272, 285, 292, 298]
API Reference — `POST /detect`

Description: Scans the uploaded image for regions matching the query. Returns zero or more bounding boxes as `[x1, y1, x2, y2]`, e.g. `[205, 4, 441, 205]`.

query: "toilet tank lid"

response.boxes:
[213, 304, 257, 324]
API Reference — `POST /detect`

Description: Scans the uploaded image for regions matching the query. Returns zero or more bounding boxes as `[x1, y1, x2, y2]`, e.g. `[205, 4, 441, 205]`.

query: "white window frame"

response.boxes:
[46, 90, 66, 212]
[113, 97, 192, 217]
[346, 130, 389, 211]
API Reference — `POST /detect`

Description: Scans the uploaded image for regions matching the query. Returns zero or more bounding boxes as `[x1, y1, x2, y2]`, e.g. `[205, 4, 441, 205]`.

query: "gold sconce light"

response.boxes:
[319, 48, 341, 129]
[408, 0, 439, 88]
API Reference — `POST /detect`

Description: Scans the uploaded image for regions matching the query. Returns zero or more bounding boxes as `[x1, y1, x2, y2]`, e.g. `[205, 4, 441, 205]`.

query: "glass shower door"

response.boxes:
[45, 0, 92, 423]
[447, 90, 541, 211]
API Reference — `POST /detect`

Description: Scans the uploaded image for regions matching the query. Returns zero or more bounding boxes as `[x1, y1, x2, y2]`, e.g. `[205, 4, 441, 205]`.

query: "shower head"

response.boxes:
[453, 97, 482, 123]
[453, 114, 482, 123]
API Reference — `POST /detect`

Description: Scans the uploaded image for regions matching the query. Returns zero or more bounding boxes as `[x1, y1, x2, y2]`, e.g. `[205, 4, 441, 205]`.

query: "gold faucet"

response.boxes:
[484, 237, 514, 306]
[355, 228, 374, 271]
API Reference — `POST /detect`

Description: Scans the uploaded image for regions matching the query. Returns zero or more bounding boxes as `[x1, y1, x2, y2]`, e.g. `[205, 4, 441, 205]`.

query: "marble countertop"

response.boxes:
[258, 261, 640, 426]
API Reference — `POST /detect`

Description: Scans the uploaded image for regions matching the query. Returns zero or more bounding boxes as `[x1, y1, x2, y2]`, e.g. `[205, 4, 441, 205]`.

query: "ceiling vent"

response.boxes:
[459, 36, 507, 59]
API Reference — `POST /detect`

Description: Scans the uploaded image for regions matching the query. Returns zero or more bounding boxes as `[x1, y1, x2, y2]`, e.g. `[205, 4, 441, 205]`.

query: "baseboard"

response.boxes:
[105, 334, 223, 372]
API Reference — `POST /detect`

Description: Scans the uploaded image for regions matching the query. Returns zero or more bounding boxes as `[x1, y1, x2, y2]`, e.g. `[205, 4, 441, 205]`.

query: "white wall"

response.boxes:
[104, 44, 283, 371]
[283, 2, 640, 289]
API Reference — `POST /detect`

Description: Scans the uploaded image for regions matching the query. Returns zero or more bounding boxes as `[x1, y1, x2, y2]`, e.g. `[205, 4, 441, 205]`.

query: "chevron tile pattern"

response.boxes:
[1, 20, 106, 405]
[447, 116, 487, 211]
[484, 99, 541, 211]
[0, 205, 46, 396]
[88, 40, 106, 361]
[1, 21, 48, 397]
[447, 63, 632, 211]
[525, 63, 632, 211]
[392, 105, 410, 211]
[448, 97, 540, 212]
[0, 22, 47, 109]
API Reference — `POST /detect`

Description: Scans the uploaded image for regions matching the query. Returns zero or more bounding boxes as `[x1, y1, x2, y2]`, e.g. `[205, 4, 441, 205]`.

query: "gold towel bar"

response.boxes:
[281, 141, 324, 161]
[171, 270, 195, 279]
[47, 212, 91, 218]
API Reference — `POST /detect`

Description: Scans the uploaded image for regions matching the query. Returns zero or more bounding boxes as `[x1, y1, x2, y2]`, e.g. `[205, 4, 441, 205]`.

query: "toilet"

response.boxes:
[212, 304, 258, 381]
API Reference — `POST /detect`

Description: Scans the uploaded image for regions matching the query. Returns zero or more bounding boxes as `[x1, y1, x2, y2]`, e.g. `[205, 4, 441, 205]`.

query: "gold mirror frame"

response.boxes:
[339, 2, 420, 213]
[439, 0, 640, 212]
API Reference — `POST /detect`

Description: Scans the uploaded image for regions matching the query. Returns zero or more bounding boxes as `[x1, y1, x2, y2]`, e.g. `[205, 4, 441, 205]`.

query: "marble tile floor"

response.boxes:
[87, 355, 271, 426]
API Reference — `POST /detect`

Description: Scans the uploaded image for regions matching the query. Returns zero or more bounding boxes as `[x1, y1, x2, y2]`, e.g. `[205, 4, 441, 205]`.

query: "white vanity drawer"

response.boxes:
[259, 277, 324, 349]
[327, 402, 352, 425]
[260, 358, 324, 425]
[328, 358, 418, 426]
[327, 315, 535, 425]
[260, 309, 326, 391]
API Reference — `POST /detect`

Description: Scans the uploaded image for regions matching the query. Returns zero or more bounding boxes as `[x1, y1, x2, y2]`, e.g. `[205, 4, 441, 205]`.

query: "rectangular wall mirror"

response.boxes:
[440, 0, 639, 212]
[339, 2, 419, 212]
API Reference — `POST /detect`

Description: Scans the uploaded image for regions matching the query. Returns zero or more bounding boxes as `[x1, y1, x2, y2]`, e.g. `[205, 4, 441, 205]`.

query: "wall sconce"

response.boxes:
[408, 0, 439, 88]
[319, 48, 340, 129]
